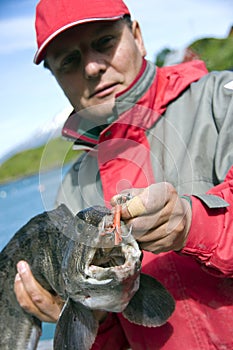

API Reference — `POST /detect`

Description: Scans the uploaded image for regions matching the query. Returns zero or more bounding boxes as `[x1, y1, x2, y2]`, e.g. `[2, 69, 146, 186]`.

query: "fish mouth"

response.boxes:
[84, 241, 142, 284]
[66, 239, 141, 311]
[79, 243, 141, 311]
[90, 247, 126, 268]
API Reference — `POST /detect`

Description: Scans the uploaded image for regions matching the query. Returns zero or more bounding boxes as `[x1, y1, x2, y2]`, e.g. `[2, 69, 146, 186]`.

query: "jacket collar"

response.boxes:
[61, 58, 155, 147]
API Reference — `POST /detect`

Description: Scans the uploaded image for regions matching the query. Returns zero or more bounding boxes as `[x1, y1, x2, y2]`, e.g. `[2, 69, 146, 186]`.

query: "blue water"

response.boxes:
[0, 164, 72, 340]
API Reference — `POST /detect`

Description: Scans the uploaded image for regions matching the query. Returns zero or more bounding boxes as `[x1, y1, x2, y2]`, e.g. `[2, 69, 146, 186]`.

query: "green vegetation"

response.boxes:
[155, 34, 233, 71]
[0, 138, 80, 184]
[155, 48, 172, 68]
[189, 36, 233, 71]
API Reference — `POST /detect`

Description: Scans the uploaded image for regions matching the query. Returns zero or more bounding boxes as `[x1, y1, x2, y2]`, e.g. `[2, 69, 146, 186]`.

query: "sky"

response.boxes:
[0, 0, 232, 162]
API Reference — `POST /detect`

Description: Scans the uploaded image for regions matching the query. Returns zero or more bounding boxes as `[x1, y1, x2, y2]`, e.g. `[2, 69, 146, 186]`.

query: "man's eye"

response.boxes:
[96, 36, 115, 51]
[60, 51, 81, 70]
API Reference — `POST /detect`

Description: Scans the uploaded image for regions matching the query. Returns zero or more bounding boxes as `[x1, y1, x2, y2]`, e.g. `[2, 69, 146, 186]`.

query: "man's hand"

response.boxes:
[14, 260, 108, 323]
[111, 183, 192, 254]
[14, 260, 64, 323]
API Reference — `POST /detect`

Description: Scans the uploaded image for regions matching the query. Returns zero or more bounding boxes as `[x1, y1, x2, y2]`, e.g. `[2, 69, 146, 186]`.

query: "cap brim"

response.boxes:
[34, 16, 123, 64]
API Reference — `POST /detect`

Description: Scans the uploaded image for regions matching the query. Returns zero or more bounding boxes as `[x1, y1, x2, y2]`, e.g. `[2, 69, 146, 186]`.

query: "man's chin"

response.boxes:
[78, 102, 115, 124]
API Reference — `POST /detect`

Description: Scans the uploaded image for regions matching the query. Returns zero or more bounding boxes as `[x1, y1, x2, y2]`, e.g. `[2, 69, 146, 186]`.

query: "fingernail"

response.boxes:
[17, 261, 27, 274]
[15, 273, 21, 281]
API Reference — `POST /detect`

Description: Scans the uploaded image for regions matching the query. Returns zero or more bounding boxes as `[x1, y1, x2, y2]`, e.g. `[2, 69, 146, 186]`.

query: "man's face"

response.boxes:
[46, 19, 146, 122]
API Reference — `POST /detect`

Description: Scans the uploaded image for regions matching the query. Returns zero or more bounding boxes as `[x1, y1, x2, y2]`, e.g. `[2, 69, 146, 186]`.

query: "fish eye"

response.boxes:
[77, 223, 84, 231]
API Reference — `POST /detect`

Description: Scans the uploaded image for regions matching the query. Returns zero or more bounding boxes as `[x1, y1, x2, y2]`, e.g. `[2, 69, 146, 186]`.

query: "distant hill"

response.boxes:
[0, 138, 80, 184]
[189, 35, 233, 71]
[0, 105, 73, 165]
[156, 27, 233, 71]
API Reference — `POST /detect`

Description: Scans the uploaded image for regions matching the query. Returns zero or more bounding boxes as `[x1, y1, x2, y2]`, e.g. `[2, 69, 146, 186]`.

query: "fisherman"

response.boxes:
[14, 0, 233, 348]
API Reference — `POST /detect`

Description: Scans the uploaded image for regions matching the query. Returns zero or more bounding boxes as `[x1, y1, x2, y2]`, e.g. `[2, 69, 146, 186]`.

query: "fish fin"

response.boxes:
[122, 273, 175, 327]
[54, 299, 98, 350]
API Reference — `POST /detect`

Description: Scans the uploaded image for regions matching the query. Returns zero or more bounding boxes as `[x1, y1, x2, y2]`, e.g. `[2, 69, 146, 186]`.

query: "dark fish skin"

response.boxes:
[0, 204, 175, 350]
[0, 205, 74, 350]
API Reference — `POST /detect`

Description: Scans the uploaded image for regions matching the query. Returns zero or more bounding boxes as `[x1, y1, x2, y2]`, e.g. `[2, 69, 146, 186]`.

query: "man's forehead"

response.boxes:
[46, 20, 124, 58]
[61, 20, 122, 37]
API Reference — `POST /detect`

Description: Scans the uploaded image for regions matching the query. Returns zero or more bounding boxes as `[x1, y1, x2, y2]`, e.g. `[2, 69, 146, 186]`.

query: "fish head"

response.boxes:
[61, 206, 142, 312]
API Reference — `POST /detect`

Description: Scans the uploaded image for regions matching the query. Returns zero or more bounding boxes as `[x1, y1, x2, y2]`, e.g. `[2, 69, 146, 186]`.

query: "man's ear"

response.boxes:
[132, 20, 147, 57]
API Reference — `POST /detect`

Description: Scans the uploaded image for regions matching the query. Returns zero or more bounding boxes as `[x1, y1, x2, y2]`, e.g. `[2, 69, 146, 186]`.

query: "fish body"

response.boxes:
[0, 204, 175, 350]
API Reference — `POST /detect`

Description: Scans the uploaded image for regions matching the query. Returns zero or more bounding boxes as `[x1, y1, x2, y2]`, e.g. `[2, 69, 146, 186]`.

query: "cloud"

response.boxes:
[0, 16, 36, 54]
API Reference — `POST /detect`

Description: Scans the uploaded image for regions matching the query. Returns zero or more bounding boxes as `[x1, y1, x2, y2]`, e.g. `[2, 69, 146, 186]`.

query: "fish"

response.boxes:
[0, 204, 175, 350]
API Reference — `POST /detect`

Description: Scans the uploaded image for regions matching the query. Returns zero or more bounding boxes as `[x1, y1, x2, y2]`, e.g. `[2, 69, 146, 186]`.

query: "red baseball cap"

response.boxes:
[34, 0, 130, 64]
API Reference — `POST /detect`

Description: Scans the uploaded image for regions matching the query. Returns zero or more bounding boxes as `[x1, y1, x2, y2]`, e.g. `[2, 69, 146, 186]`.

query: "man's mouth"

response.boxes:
[90, 83, 119, 99]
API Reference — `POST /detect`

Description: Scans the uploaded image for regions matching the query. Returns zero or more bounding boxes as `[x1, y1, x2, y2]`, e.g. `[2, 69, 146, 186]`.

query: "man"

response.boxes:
[14, 0, 233, 348]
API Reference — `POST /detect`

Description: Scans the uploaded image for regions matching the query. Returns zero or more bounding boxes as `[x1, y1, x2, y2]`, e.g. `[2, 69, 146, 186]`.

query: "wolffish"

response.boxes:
[0, 204, 175, 350]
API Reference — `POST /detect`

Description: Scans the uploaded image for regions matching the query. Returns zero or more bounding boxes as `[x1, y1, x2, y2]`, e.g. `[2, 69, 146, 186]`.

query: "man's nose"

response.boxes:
[83, 51, 107, 79]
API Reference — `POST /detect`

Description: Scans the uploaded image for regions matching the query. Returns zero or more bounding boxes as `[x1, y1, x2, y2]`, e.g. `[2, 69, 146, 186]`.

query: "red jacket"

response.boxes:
[62, 59, 233, 349]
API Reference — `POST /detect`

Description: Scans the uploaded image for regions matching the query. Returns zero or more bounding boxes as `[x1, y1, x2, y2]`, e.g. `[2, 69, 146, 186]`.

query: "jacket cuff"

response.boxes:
[182, 195, 222, 253]
[181, 194, 228, 274]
